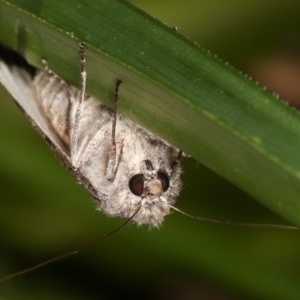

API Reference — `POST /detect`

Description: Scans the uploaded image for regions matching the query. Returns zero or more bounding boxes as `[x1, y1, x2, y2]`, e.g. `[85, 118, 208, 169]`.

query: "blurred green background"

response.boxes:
[1, 0, 300, 299]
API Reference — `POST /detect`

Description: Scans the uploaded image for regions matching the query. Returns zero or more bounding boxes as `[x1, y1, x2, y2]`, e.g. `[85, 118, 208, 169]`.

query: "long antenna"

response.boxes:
[0, 206, 141, 283]
[170, 205, 299, 231]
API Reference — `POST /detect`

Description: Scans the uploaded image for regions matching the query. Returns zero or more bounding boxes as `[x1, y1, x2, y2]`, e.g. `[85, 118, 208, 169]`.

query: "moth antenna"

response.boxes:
[0, 206, 141, 284]
[170, 205, 299, 231]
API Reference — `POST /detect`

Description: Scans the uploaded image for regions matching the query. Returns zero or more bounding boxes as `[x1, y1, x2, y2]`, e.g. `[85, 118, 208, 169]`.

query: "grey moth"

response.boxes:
[0, 44, 182, 227]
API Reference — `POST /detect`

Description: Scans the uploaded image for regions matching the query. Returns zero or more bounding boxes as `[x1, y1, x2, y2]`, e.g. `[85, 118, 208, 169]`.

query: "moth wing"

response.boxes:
[0, 57, 69, 159]
[0, 56, 99, 199]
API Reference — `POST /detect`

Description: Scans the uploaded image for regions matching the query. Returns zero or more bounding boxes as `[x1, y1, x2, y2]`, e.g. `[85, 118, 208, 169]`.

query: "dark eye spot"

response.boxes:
[157, 171, 169, 192]
[129, 174, 144, 196]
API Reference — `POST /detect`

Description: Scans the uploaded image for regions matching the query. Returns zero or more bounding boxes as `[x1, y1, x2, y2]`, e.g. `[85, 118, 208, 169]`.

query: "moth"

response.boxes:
[1, 43, 299, 284]
[0, 43, 182, 227]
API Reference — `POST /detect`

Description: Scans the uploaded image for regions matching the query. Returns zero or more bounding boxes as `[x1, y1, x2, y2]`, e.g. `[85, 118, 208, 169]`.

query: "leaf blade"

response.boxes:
[1, 0, 300, 223]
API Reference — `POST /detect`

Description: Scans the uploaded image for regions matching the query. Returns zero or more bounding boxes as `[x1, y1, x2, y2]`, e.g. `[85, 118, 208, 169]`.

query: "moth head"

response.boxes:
[129, 160, 169, 198]
[125, 155, 181, 227]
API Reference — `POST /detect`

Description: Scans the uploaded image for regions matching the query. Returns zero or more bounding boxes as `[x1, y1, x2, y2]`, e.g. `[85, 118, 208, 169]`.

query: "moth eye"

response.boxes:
[157, 171, 169, 192]
[129, 174, 144, 196]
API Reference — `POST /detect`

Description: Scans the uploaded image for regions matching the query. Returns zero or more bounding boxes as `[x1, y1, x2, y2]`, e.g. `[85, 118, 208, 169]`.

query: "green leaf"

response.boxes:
[1, 0, 300, 224]
[1, 1, 300, 299]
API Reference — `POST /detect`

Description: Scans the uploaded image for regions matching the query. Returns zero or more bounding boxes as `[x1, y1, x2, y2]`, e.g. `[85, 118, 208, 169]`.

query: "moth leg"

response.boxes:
[70, 42, 123, 178]
[106, 79, 123, 181]
[71, 42, 87, 169]
[176, 150, 183, 161]
[171, 149, 182, 175]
